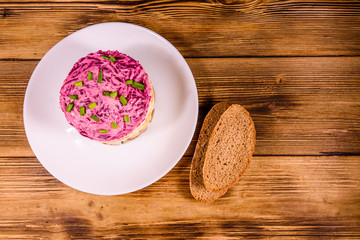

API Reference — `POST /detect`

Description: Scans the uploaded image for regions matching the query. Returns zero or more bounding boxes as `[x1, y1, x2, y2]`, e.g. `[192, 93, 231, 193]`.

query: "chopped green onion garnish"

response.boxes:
[110, 91, 118, 98]
[66, 102, 74, 112]
[124, 115, 130, 123]
[80, 106, 85, 116]
[111, 122, 118, 129]
[88, 72, 93, 80]
[99, 129, 107, 134]
[110, 55, 116, 63]
[90, 114, 99, 122]
[98, 69, 103, 83]
[74, 81, 83, 87]
[120, 95, 127, 105]
[100, 55, 110, 60]
[69, 95, 78, 100]
[103, 91, 110, 96]
[126, 80, 133, 85]
[89, 102, 97, 109]
[131, 81, 145, 90]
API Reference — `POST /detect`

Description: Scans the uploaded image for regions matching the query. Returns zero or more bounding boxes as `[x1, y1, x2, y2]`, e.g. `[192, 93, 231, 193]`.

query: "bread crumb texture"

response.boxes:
[203, 104, 256, 192]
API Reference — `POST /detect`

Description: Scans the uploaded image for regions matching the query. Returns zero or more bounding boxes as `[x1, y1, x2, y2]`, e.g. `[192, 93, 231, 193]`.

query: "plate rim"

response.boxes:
[23, 22, 198, 195]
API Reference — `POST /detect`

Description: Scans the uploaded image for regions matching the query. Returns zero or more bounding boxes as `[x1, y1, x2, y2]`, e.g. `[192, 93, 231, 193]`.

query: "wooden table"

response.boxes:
[1, 1, 359, 239]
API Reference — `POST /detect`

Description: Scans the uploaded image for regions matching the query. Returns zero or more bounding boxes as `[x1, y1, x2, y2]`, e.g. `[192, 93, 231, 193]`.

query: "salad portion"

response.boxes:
[59, 50, 154, 143]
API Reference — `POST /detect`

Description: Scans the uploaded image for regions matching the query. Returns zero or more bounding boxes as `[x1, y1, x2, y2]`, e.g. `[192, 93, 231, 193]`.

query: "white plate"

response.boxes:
[24, 22, 198, 195]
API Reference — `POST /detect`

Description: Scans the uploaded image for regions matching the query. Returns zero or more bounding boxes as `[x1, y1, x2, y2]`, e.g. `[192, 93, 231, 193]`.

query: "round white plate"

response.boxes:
[24, 22, 198, 195]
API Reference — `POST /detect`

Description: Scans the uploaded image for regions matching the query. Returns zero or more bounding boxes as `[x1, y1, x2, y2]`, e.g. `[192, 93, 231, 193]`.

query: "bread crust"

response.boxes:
[202, 104, 256, 192]
[190, 102, 230, 202]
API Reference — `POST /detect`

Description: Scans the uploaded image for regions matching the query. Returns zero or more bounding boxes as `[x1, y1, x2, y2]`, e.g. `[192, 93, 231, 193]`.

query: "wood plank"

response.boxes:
[1, 57, 359, 157]
[192, 57, 360, 156]
[0, 1, 359, 58]
[0, 156, 359, 238]
[0, 61, 36, 157]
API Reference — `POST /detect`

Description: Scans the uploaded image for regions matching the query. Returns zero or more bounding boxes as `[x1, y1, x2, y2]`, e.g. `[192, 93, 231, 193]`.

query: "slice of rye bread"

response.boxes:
[190, 102, 231, 202]
[203, 104, 256, 192]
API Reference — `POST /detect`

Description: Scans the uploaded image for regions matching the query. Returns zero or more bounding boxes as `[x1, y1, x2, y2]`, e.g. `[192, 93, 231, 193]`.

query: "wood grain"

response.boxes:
[0, 156, 359, 238]
[0, 1, 359, 58]
[1, 1, 360, 238]
[1, 57, 359, 157]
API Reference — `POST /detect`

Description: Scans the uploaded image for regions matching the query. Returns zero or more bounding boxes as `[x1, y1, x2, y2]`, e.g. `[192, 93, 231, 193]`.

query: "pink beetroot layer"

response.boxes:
[59, 50, 152, 142]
